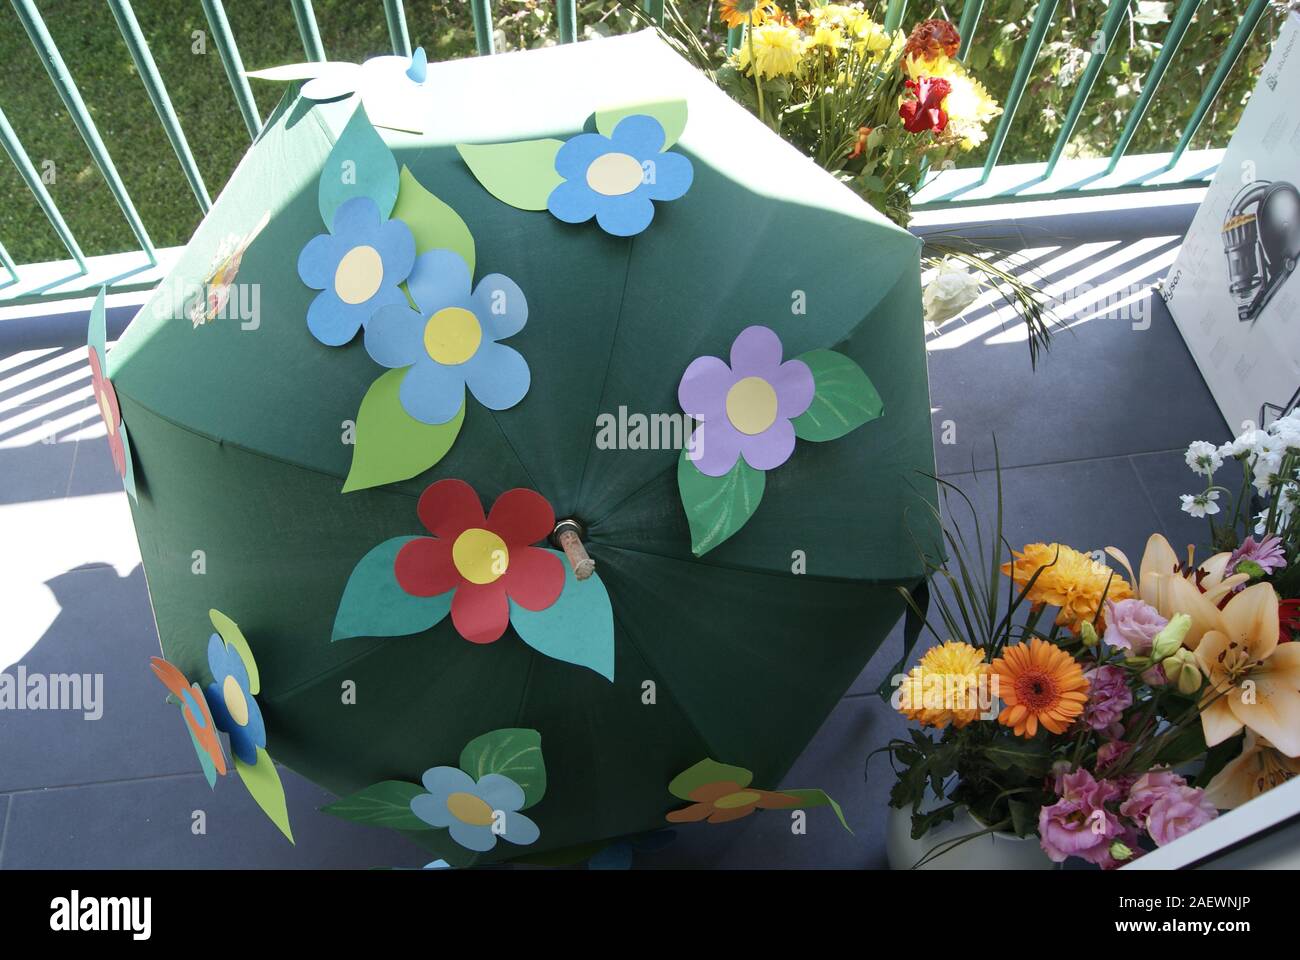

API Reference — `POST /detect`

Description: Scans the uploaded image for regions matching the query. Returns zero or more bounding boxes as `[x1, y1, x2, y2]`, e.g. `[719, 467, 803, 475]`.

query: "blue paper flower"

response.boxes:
[204, 633, 266, 766]
[298, 196, 415, 346]
[363, 249, 530, 425]
[409, 766, 540, 852]
[547, 115, 693, 237]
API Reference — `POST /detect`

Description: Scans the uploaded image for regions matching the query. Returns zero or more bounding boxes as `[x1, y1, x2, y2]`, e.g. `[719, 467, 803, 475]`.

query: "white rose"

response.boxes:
[923, 258, 982, 326]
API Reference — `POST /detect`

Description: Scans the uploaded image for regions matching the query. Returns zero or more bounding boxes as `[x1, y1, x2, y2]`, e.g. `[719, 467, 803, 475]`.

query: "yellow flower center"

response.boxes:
[333, 244, 383, 304]
[714, 790, 762, 809]
[97, 390, 116, 436]
[423, 307, 482, 365]
[222, 675, 250, 726]
[725, 376, 779, 435]
[446, 791, 496, 826]
[452, 528, 509, 584]
[586, 152, 644, 196]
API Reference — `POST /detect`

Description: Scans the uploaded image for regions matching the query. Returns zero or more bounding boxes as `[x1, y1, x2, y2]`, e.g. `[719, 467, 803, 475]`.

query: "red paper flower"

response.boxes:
[899, 77, 951, 134]
[394, 479, 565, 644]
[88, 346, 126, 477]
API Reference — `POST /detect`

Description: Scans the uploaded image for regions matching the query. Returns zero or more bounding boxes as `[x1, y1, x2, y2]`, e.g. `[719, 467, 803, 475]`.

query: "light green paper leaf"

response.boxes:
[595, 99, 688, 148]
[456, 140, 564, 211]
[235, 748, 294, 844]
[790, 349, 883, 442]
[319, 104, 399, 227]
[668, 759, 754, 800]
[209, 607, 259, 695]
[459, 728, 546, 810]
[392, 166, 475, 274]
[782, 788, 854, 834]
[321, 780, 430, 830]
[677, 447, 765, 556]
[508, 549, 614, 681]
[343, 368, 465, 493]
[333, 536, 452, 641]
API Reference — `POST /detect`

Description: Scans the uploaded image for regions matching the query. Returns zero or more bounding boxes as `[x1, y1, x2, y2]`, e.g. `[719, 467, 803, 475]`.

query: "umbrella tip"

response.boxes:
[552, 520, 596, 581]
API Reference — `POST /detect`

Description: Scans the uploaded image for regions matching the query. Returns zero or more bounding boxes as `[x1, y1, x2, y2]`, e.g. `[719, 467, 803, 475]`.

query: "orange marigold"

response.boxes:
[903, 18, 962, 60]
[1002, 542, 1133, 632]
[990, 638, 1090, 737]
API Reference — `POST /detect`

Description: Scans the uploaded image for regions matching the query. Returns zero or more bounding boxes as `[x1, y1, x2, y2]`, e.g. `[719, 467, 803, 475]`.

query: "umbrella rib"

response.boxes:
[595, 541, 924, 588]
[587, 455, 676, 528]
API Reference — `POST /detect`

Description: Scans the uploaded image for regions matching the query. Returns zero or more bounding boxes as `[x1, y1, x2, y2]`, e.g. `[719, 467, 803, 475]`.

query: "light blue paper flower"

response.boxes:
[204, 633, 265, 766]
[363, 249, 530, 425]
[547, 114, 694, 237]
[409, 766, 540, 852]
[298, 195, 416, 346]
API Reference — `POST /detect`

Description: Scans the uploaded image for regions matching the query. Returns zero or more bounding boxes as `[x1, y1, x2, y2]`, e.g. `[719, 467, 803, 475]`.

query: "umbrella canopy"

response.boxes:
[110, 30, 938, 863]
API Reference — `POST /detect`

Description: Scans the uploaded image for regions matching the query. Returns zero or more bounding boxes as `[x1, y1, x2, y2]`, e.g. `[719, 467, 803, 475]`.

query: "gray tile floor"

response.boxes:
[0, 197, 1230, 869]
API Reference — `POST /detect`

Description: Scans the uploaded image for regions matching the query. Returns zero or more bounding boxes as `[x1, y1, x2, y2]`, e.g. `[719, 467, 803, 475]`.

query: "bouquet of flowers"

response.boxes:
[877, 468, 1300, 868]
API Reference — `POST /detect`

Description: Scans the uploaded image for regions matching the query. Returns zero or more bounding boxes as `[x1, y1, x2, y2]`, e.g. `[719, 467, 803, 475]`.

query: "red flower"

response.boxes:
[394, 479, 565, 644]
[899, 77, 951, 134]
[1281, 599, 1300, 643]
[88, 346, 126, 477]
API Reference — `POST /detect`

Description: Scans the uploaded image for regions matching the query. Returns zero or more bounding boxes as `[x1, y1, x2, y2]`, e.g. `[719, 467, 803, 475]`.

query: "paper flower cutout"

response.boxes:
[666, 759, 851, 832]
[410, 766, 540, 852]
[332, 479, 616, 679]
[322, 728, 545, 866]
[204, 631, 266, 766]
[298, 196, 415, 346]
[679, 325, 814, 477]
[149, 656, 228, 786]
[246, 50, 430, 133]
[190, 210, 269, 327]
[364, 250, 529, 425]
[457, 99, 693, 238]
[86, 287, 137, 500]
[394, 479, 564, 644]
[676, 326, 883, 556]
[548, 115, 694, 237]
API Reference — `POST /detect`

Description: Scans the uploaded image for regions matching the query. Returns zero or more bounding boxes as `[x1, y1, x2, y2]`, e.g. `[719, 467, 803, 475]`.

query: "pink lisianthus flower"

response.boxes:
[1038, 797, 1124, 866]
[1083, 665, 1133, 736]
[1096, 740, 1132, 776]
[1104, 598, 1168, 656]
[1119, 769, 1187, 823]
[1146, 785, 1217, 846]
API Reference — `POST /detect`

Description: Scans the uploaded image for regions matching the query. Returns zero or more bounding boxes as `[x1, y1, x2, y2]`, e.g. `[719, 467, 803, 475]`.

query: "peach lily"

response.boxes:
[1204, 730, 1300, 809]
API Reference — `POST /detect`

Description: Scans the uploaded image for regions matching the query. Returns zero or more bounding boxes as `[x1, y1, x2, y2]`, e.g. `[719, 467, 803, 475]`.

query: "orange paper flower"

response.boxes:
[666, 780, 800, 824]
[990, 638, 1090, 737]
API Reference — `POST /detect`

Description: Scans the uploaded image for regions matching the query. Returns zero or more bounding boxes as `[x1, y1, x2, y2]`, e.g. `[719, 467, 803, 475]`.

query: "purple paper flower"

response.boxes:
[1146, 785, 1217, 846]
[1227, 535, 1288, 579]
[678, 325, 814, 477]
[1104, 598, 1168, 656]
[1083, 665, 1133, 736]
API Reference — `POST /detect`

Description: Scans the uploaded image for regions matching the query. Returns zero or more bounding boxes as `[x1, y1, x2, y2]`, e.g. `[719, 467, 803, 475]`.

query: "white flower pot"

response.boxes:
[886, 803, 1055, 870]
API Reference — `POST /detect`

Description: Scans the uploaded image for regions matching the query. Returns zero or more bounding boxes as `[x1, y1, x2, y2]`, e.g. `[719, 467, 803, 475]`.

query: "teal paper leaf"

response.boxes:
[677, 447, 765, 556]
[333, 536, 452, 642]
[319, 104, 399, 227]
[184, 715, 218, 789]
[321, 780, 431, 830]
[782, 788, 854, 834]
[343, 368, 465, 493]
[392, 166, 475, 274]
[456, 140, 564, 211]
[509, 549, 614, 681]
[458, 728, 546, 809]
[118, 420, 138, 502]
[668, 759, 753, 800]
[790, 349, 883, 442]
[87, 286, 107, 359]
[595, 99, 688, 148]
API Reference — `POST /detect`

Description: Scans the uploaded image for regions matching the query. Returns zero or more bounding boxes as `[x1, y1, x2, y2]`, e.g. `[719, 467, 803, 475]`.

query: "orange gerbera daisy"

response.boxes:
[990, 638, 1090, 737]
[719, 0, 777, 29]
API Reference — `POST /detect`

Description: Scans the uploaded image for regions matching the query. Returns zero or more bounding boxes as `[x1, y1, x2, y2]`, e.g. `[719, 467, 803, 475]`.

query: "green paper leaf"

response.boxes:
[459, 728, 546, 809]
[392, 166, 475, 274]
[343, 369, 465, 493]
[319, 104, 399, 227]
[456, 140, 564, 211]
[595, 99, 688, 149]
[333, 536, 452, 642]
[790, 349, 883, 442]
[677, 448, 765, 556]
[209, 607, 259, 695]
[782, 788, 854, 834]
[508, 549, 614, 681]
[321, 780, 431, 830]
[234, 748, 294, 844]
[668, 759, 753, 800]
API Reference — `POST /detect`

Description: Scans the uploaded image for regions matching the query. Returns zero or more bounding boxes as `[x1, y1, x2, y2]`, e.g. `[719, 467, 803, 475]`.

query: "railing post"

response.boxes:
[0, 241, 18, 286]
[883, 0, 908, 34]
[556, 0, 578, 44]
[107, 0, 212, 213]
[726, 25, 742, 54]
[291, 0, 326, 61]
[1167, 0, 1269, 168]
[200, 0, 261, 139]
[957, 0, 984, 59]
[470, 0, 494, 55]
[642, 0, 665, 25]
[978, 0, 1059, 185]
[0, 105, 88, 271]
[383, 0, 412, 57]
[1045, 0, 1129, 177]
[1106, 0, 1202, 174]
[11, 0, 156, 262]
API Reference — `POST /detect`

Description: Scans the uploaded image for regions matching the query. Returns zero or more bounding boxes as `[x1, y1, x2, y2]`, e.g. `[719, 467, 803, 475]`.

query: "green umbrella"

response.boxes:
[107, 31, 937, 864]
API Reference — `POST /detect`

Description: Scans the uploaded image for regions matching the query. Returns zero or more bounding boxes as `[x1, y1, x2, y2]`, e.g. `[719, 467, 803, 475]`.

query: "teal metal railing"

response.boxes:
[0, 0, 1274, 305]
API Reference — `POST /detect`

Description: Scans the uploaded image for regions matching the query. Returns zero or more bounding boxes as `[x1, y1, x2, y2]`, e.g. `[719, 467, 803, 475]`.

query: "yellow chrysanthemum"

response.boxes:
[897, 641, 989, 729]
[849, 17, 893, 55]
[809, 23, 846, 52]
[735, 23, 806, 79]
[1002, 543, 1134, 632]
